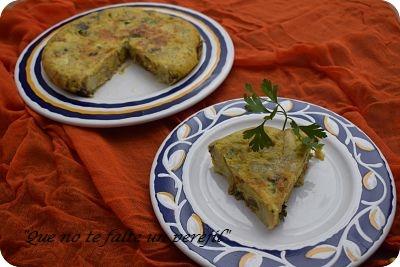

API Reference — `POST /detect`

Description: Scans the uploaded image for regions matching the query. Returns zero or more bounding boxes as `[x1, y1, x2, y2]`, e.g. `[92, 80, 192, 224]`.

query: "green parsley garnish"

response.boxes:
[243, 79, 327, 152]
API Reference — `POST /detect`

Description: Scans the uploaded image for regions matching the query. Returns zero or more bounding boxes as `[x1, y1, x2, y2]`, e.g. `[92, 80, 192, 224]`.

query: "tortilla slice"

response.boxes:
[208, 127, 311, 229]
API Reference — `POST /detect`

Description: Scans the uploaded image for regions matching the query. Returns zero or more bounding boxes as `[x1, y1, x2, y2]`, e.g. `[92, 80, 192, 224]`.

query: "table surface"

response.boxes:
[0, 0, 398, 266]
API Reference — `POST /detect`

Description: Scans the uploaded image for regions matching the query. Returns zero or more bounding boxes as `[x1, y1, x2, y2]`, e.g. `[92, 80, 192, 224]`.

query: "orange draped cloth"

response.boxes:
[0, 0, 399, 266]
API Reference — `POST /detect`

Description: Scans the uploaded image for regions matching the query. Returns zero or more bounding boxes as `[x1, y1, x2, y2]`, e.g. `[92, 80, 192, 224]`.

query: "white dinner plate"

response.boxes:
[150, 98, 396, 267]
[14, 3, 234, 127]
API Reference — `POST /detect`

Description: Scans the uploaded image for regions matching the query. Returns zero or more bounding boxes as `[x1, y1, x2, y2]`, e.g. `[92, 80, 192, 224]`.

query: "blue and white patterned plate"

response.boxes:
[14, 3, 234, 127]
[150, 98, 396, 267]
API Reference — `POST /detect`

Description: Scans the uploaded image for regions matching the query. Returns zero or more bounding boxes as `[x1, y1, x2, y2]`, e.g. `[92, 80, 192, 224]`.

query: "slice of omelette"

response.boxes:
[208, 127, 311, 229]
[42, 8, 201, 96]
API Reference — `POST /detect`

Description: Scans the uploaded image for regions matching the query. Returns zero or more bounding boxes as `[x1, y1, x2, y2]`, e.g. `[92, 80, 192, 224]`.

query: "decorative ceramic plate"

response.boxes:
[150, 98, 396, 267]
[14, 3, 234, 127]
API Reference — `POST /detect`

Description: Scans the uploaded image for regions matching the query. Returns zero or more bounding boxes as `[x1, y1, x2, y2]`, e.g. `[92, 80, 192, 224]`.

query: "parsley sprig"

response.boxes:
[243, 79, 327, 152]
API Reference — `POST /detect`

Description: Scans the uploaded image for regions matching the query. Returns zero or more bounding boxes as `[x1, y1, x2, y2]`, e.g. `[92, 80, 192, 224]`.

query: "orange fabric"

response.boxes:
[0, 0, 399, 266]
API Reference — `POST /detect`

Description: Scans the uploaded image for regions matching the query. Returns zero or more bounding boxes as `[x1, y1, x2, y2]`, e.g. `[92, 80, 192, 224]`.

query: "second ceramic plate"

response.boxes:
[150, 98, 395, 267]
[14, 3, 234, 127]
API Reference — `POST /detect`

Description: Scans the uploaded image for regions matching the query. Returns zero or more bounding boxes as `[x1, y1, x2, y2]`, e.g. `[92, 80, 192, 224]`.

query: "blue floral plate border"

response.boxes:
[150, 98, 395, 267]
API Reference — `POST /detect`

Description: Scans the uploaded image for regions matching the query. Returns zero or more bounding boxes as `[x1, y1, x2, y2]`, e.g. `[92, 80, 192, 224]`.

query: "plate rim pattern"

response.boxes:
[150, 98, 396, 267]
[14, 2, 234, 127]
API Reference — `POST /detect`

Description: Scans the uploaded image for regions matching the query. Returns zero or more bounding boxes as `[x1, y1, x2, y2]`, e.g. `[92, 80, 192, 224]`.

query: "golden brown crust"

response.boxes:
[208, 127, 311, 229]
[42, 7, 202, 96]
